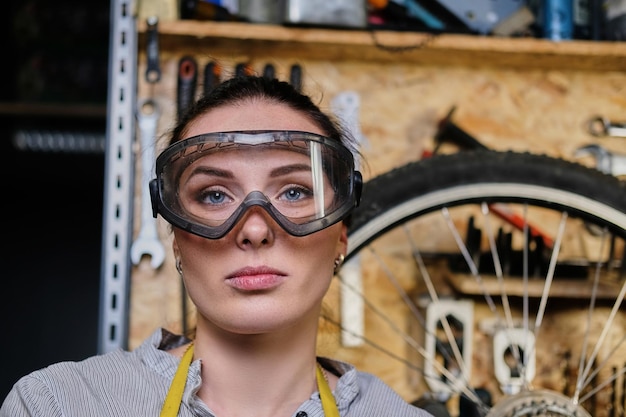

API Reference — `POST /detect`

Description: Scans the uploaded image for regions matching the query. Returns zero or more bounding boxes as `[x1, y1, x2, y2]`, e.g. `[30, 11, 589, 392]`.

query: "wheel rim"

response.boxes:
[326, 176, 626, 416]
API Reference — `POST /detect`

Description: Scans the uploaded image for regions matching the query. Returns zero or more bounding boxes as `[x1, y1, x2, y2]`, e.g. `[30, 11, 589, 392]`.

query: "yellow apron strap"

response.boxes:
[161, 345, 338, 417]
[316, 364, 341, 417]
[160, 343, 195, 417]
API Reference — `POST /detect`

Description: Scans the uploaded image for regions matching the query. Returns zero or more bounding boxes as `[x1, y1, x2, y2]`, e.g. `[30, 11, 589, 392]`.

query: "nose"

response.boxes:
[235, 205, 276, 248]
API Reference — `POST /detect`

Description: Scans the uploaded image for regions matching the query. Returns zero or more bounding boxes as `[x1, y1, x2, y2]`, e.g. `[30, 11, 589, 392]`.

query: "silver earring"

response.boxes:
[333, 254, 345, 274]
[175, 258, 183, 276]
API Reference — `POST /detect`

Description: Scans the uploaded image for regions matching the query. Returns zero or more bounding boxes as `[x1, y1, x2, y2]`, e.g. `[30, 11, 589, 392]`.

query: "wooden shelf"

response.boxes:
[446, 272, 621, 300]
[138, 20, 626, 71]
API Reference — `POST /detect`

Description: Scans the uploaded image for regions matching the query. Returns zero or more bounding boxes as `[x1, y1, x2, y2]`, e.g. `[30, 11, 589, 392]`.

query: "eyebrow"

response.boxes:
[270, 163, 311, 177]
[188, 166, 234, 179]
[186, 163, 312, 181]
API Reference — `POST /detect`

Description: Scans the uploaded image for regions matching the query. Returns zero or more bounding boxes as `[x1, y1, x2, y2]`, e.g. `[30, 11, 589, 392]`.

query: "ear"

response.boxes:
[172, 237, 181, 261]
[338, 223, 348, 256]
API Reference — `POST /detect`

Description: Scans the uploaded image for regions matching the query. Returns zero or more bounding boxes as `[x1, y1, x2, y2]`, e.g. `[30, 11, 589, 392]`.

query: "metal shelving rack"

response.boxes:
[98, 0, 137, 353]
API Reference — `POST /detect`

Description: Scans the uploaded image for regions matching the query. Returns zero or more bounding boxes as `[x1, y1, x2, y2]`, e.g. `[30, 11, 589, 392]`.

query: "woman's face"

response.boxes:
[172, 100, 348, 335]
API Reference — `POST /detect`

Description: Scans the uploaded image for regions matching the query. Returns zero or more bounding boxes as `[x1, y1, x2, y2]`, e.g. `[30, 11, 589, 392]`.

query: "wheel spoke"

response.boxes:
[402, 225, 472, 387]
[481, 203, 528, 383]
[442, 207, 500, 317]
[578, 334, 625, 405]
[335, 251, 484, 404]
[578, 366, 626, 405]
[577, 277, 626, 401]
[574, 228, 609, 402]
[342, 151, 626, 416]
[534, 212, 568, 332]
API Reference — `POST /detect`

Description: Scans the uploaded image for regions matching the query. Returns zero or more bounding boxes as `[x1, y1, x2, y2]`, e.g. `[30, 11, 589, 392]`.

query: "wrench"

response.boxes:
[574, 144, 626, 177]
[587, 116, 626, 138]
[145, 17, 161, 84]
[131, 99, 165, 268]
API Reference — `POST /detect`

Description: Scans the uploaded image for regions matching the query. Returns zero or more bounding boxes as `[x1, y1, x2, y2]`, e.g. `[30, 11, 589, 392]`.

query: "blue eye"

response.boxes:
[284, 188, 302, 201]
[281, 186, 314, 203]
[200, 190, 227, 204]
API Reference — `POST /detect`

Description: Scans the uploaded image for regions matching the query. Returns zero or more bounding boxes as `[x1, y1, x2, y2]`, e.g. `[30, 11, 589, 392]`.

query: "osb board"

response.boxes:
[139, 21, 626, 72]
[130, 50, 626, 406]
[336, 244, 626, 413]
[136, 52, 626, 179]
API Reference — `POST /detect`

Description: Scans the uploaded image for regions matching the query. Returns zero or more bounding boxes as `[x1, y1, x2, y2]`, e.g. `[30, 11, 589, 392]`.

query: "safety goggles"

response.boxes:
[149, 131, 362, 239]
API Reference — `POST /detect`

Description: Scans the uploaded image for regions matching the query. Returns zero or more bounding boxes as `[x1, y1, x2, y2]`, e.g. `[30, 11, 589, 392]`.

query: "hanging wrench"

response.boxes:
[587, 116, 626, 138]
[131, 99, 165, 268]
[574, 144, 626, 177]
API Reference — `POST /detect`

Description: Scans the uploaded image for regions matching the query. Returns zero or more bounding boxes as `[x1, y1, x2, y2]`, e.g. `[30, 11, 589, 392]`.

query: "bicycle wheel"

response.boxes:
[330, 150, 626, 417]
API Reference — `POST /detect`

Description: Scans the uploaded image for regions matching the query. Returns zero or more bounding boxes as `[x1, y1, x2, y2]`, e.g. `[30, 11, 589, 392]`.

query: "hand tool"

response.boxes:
[574, 144, 626, 177]
[235, 62, 253, 77]
[131, 99, 166, 269]
[145, 17, 161, 84]
[290, 64, 303, 92]
[434, 106, 488, 152]
[431, 106, 554, 248]
[177, 56, 198, 121]
[262, 63, 276, 80]
[176, 55, 198, 335]
[203, 61, 221, 96]
[587, 116, 626, 138]
[175, 55, 198, 333]
[331, 90, 368, 154]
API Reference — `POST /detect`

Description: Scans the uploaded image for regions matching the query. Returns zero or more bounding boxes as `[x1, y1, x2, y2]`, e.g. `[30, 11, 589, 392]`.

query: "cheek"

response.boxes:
[298, 226, 344, 268]
[173, 231, 224, 307]
[174, 229, 205, 254]
[173, 230, 223, 270]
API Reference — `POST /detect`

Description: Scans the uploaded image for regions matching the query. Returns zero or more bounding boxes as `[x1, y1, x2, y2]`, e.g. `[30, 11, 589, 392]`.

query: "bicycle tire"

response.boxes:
[348, 150, 626, 255]
[341, 150, 626, 417]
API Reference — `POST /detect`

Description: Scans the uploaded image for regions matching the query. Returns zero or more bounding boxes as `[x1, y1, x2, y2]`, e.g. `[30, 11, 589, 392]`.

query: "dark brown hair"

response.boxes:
[169, 75, 358, 160]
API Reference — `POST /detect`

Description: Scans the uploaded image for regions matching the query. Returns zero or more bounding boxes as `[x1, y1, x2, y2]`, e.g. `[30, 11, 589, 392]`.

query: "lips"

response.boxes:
[226, 266, 286, 291]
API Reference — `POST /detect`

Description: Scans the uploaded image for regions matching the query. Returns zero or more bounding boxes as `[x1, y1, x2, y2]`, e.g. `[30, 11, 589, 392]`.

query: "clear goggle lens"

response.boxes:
[150, 131, 362, 238]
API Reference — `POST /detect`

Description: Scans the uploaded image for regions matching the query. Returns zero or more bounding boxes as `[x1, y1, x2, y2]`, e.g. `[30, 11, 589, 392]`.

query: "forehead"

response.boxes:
[185, 101, 326, 138]
[187, 145, 312, 170]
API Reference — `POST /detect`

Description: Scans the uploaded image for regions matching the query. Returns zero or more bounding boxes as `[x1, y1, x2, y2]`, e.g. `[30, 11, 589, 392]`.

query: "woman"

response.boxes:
[2, 75, 432, 417]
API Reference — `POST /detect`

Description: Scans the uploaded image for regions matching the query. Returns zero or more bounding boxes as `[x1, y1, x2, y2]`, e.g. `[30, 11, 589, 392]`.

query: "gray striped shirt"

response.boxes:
[1, 329, 433, 417]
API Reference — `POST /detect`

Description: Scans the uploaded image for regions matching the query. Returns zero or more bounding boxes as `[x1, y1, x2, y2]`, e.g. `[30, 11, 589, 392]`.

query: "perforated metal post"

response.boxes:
[98, 0, 137, 353]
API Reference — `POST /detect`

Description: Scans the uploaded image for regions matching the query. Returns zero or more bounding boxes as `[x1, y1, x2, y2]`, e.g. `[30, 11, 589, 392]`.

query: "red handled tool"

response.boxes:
[235, 62, 253, 78]
[177, 56, 198, 121]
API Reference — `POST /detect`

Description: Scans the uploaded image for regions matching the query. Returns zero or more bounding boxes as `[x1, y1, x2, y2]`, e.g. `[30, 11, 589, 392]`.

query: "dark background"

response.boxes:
[1, 0, 110, 398]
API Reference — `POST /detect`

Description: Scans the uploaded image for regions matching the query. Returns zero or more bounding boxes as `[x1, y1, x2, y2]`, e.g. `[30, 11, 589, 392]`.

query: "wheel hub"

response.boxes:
[486, 390, 592, 417]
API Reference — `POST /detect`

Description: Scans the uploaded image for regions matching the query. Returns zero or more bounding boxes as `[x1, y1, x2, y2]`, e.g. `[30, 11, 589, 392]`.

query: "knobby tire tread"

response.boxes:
[348, 150, 626, 257]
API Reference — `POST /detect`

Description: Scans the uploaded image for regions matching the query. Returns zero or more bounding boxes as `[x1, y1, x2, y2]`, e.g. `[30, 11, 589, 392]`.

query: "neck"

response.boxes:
[192, 318, 322, 417]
